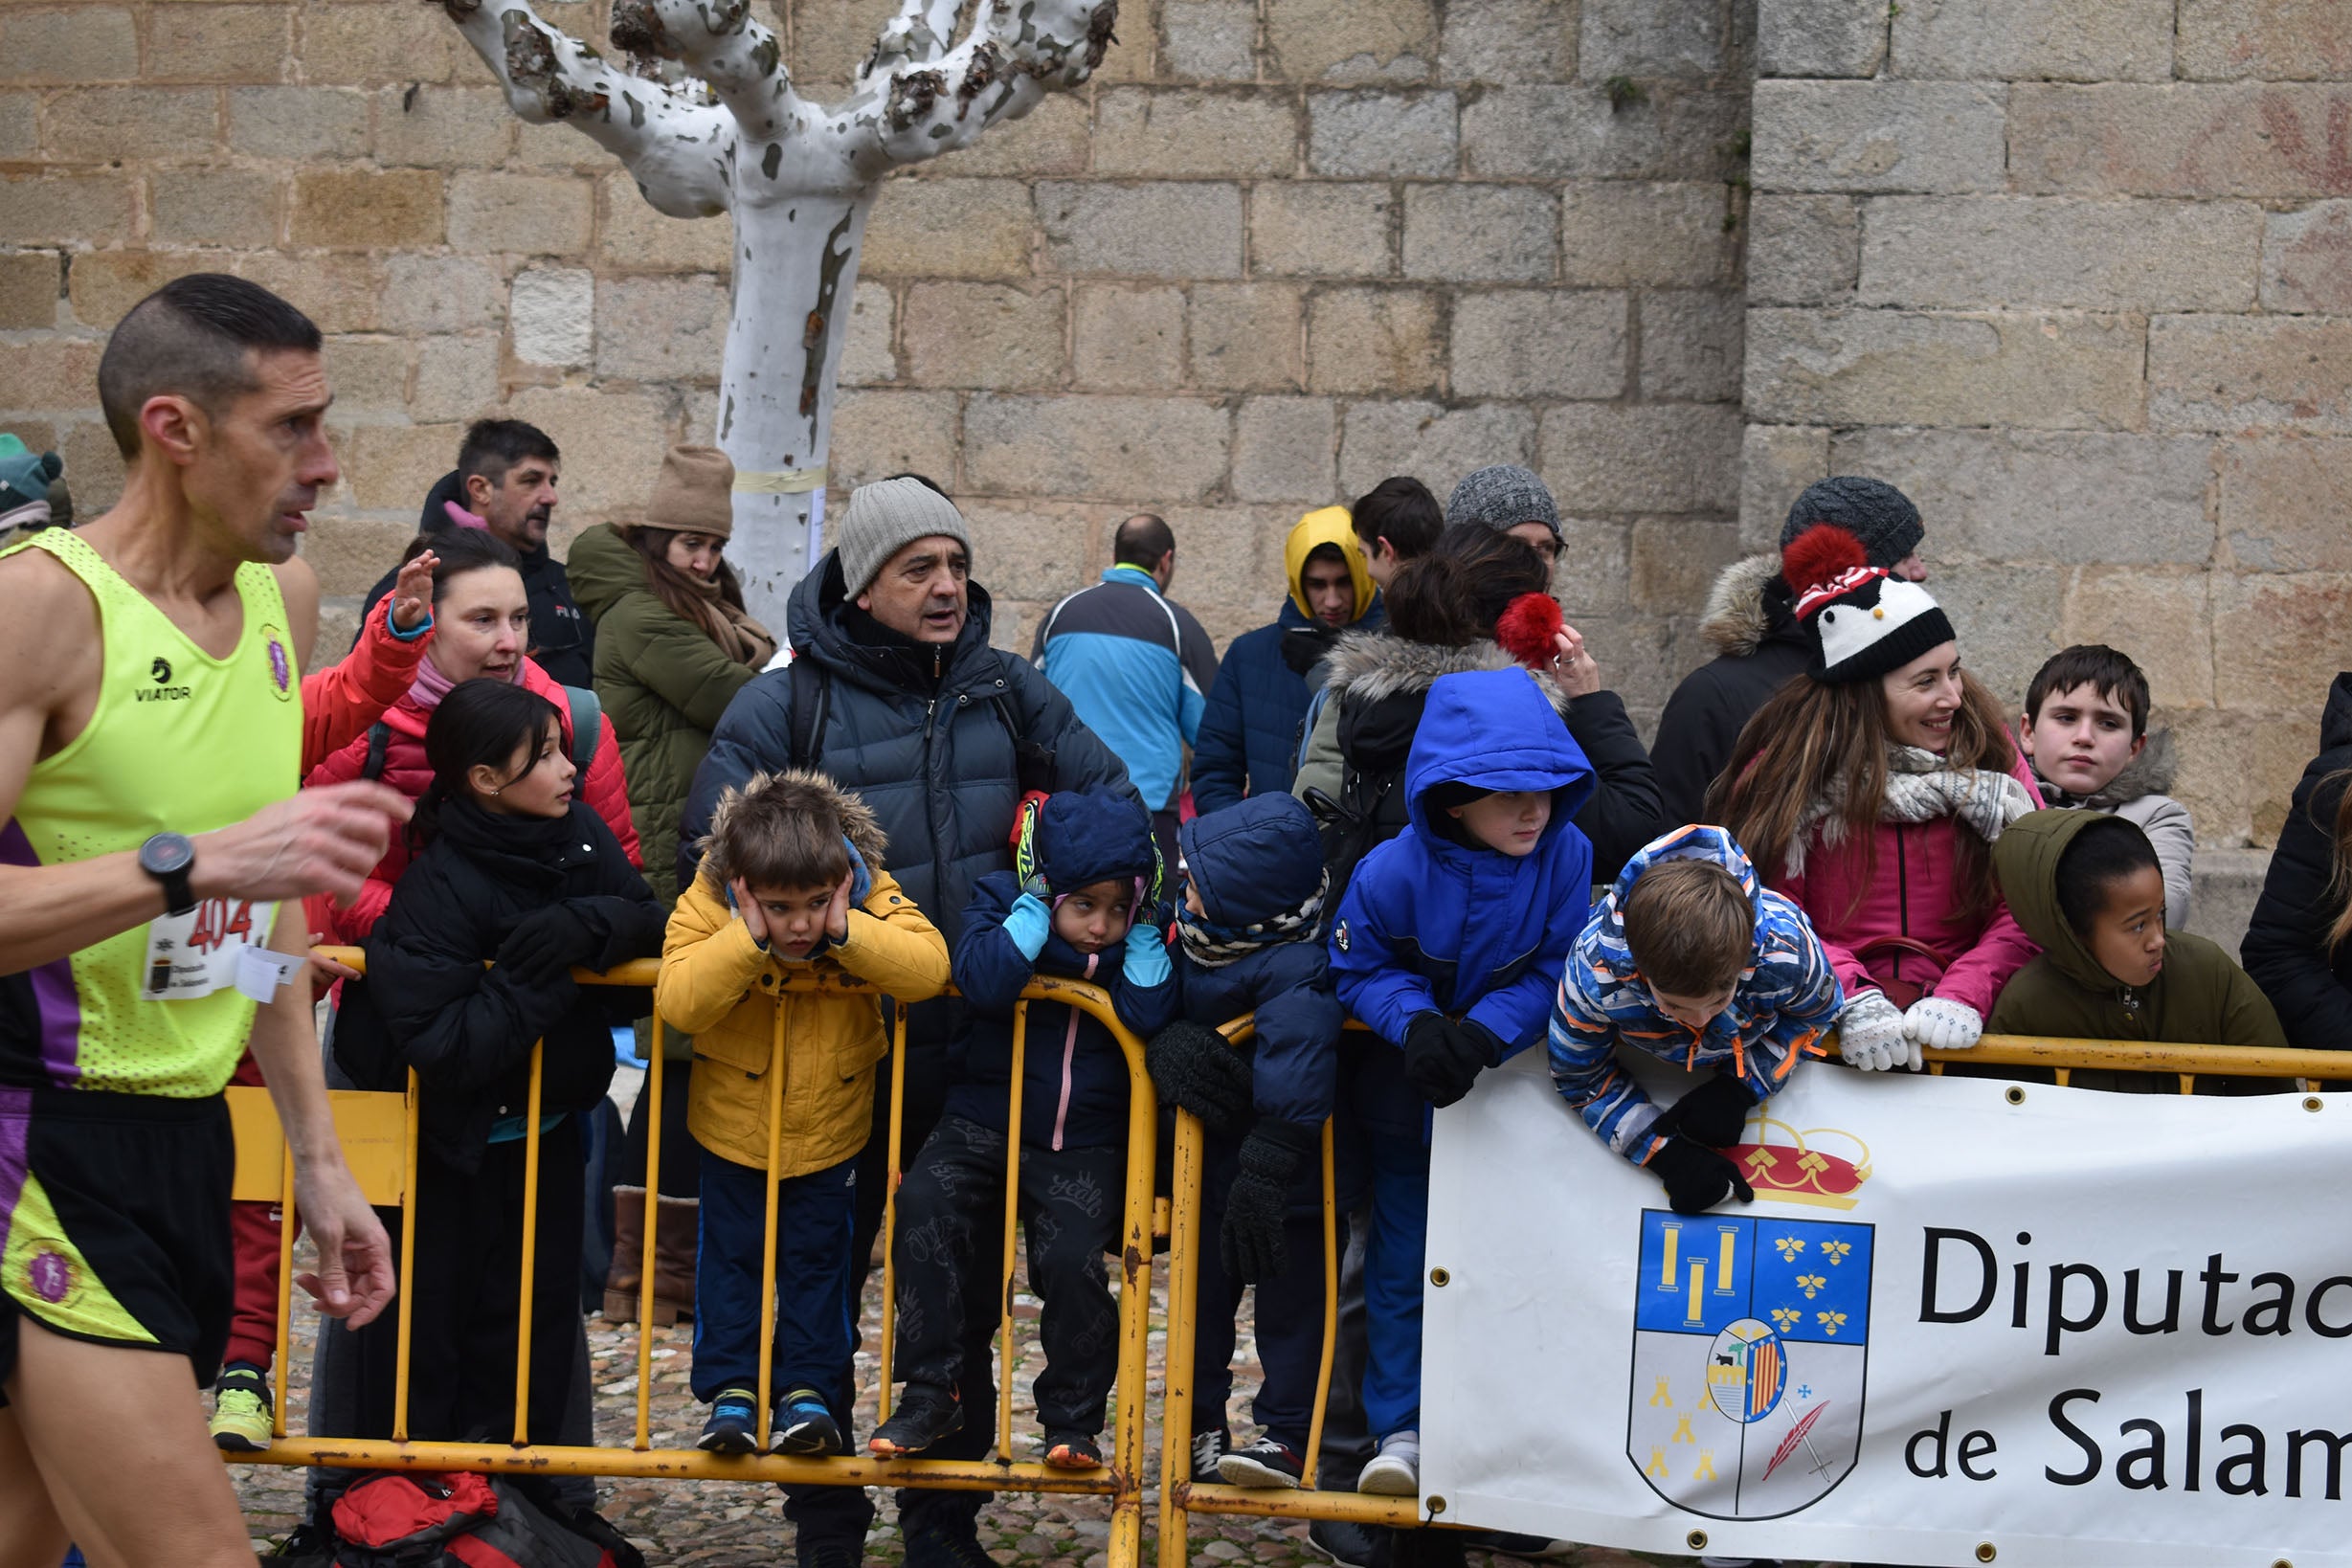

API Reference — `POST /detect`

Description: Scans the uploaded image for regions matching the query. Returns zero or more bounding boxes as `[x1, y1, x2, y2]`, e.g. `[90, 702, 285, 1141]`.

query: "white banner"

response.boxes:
[1422, 1050, 2352, 1567]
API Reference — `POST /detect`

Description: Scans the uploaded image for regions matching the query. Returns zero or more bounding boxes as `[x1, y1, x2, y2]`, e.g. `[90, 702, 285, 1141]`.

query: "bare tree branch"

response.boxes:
[846, 0, 1117, 173]
[610, 0, 805, 145]
[437, 0, 736, 216]
[867, 0, 965, 71]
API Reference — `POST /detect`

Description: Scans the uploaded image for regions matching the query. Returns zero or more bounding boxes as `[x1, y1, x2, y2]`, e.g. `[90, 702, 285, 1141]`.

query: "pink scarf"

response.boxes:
[410, 650, 525, 710]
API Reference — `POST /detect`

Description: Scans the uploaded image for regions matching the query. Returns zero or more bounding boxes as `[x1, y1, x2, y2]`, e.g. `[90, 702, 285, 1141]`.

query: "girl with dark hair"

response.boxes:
[1294, 523, 1666, 896]
[2242, 673, 2352, 1046]
[567, 447, 781, 1322]
[333, 677, 663, 1457]
[1709, 525, 2043, 1072]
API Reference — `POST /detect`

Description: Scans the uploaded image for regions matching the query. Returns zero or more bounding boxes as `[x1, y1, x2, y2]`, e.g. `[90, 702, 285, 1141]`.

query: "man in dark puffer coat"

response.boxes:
[679, 481, 1137, 1524]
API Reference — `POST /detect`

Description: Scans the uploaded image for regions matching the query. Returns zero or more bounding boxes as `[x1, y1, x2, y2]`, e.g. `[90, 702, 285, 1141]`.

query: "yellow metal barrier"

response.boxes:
[1152, 1030, 2350, 1566]
[232, 951, 1161, 1565]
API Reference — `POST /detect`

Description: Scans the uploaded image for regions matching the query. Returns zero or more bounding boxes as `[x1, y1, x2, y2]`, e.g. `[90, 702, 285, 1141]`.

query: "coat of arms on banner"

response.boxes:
[1626, 1211, 1874, 1519]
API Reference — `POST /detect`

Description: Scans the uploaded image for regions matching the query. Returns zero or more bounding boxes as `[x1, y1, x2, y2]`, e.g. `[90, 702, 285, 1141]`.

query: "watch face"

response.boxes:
[143, 834, 194, 877]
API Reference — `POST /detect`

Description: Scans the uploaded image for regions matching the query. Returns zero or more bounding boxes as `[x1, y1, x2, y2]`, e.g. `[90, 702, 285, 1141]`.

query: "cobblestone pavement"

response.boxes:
[228, 1262, 1701, 1568]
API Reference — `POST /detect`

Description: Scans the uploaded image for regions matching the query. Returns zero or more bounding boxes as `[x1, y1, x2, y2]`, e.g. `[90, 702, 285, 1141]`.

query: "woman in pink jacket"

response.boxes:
[1710, 523, 2042, 1073]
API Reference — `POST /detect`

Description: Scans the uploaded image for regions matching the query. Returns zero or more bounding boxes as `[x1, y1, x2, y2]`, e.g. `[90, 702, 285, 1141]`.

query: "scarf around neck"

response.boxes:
[410, 649, 526, 710]
[1788, 745, 2036, 875]
[1176, 869, 1330, 970]
[679, 572, 779, 668]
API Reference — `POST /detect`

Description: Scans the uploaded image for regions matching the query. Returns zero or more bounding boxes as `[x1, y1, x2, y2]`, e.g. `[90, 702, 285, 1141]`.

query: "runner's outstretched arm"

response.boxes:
[248, 901, 395, 1326]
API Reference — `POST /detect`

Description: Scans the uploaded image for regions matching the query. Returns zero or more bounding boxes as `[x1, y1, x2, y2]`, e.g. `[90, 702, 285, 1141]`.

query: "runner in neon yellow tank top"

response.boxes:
[0, 276, 410, 1568]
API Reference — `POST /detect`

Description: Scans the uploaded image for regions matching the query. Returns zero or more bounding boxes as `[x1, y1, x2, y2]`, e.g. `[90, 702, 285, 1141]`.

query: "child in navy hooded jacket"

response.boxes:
[1328, 666, 1595, 1495]
[872, 787, 1177, 1478]
[1147, 792, 1357, 1488]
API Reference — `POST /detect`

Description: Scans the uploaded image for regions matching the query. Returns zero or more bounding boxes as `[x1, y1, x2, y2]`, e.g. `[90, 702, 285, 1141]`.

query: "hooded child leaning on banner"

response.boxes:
[1548, 825, 1845, 1216]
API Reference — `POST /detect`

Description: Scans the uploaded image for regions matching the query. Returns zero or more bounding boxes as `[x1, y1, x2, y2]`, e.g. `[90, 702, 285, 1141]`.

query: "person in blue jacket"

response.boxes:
[1144, 793, 1361, 1490]
[1548, 824, 1843, 1215]
[1192, 506, 1378, 814]
[1327, 667, 1595, 1499]
[869, 789, 1177, 1524]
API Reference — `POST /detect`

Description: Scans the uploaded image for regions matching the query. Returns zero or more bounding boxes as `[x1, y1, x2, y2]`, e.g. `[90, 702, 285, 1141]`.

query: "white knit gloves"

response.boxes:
[1836, 992, 1912, 1072]
[1905, 996, 1983, 1053]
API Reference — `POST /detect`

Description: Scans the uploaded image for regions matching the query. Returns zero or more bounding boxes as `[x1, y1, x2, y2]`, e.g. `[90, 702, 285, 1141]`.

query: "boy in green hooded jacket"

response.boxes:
[1987, 810, 2286, 1076]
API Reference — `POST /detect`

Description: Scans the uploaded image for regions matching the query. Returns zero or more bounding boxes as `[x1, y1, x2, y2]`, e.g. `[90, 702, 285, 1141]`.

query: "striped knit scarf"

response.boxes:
[1176, 870, 1330, 970]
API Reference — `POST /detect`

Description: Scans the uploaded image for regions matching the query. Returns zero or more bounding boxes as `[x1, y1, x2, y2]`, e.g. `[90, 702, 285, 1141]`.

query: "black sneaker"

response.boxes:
[868, 1382, 963, 1457]
[698, 1387, 760, 1454]
[772, 1386, 844, 1456]
[902, 1521, 1001, 1568]
[1219, 1434, 1304, 1489]
[1306, 1518, 1384, 1568]
[795, 1534, 864, 1568]
[1189, 1426, 1231, 1476]
[1042, 1428, 1102, 1468]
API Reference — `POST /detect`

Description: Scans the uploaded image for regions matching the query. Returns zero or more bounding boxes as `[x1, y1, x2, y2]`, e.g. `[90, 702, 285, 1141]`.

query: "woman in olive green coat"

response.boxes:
[570, 445, 779, 1322]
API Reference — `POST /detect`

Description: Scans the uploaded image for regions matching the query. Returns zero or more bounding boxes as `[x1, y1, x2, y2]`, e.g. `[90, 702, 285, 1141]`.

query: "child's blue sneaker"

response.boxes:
[772, 1386, 844, 1456]
[698, 1388, 760, 1454]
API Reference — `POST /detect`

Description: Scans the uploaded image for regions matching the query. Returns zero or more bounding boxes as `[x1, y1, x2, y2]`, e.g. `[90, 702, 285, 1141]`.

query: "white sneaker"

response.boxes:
[1356, 1428, 1421, 1495]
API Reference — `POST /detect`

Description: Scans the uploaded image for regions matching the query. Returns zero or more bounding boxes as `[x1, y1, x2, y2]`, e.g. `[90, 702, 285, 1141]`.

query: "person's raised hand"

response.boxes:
[730, 878, 770, 945]
[390, 549, 437, 635]
[293, 1158, 396, 1328]
[192, 784, 412, 907]
[824, 872, 854, 942]
[1552, 625, 1602, 699]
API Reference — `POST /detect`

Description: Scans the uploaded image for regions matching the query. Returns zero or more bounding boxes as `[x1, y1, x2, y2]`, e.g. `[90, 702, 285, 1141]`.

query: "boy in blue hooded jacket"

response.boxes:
[1328, 667, 1596, 1496]
[1547, 824, 1844, 1216]
[871, 788, 1177, 1498]
[1145, 792, 1359, 1490]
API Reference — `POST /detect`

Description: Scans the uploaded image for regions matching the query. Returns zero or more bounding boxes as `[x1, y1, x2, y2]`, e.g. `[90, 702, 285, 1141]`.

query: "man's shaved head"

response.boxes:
[98, 274, 322, 459]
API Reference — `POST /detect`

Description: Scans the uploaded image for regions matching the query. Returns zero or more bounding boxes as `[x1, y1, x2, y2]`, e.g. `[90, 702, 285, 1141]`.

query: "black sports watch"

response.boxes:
[139, 832, 197, 917]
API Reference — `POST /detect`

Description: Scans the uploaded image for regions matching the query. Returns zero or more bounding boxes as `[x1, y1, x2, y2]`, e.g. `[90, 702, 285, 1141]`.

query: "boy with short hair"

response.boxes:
[655, 771, 951, 1561]
[2021, 644, 2194, 928]
[1987, 810, 2284, 1054]
[870, 788, 1177, 1489]
[1328, 667, 1595, 1497]
[1548, 826, 1845, 1216]
[1144, 792, 1355, 1490]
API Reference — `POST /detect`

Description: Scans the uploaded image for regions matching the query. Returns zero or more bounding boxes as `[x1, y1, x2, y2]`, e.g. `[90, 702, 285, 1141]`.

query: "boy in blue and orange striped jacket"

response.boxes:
[1548, 825, 1843, 1217]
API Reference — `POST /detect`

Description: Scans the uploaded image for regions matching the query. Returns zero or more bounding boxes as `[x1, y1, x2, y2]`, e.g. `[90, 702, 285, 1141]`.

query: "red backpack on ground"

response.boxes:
[330, 1471, 643, 1568]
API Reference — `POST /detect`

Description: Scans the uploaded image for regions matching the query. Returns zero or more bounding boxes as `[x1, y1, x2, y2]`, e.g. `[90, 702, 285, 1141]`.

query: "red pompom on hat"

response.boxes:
[1781, 522, 1870, 596]
[1493, 592, 1564, 668]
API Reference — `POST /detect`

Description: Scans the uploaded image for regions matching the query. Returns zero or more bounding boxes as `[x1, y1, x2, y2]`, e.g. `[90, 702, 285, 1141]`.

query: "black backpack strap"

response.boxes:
[788, 656, 828, 772]
[361, 721, 391, 782]
[560, 684, 603, 771]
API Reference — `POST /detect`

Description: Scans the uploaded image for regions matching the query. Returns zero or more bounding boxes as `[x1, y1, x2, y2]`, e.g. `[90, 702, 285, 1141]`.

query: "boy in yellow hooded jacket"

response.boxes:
[656, 770, 949, 1555]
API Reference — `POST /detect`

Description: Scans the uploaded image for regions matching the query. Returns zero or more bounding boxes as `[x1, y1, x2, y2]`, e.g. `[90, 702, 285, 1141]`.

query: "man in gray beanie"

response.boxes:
[1447, 462, 1564, 568]
[678, 470, 1134, 1567]
[1649, 474, 1932, 824]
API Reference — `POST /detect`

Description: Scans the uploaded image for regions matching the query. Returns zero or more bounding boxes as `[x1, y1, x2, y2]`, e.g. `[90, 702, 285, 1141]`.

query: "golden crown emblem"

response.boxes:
[1725, 1112, 1871, 1210]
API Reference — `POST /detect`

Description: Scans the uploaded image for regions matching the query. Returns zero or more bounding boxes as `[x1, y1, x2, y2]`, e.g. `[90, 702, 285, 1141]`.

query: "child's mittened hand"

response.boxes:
[730, 878, 770, 946]
[1402, 1014, 1490, 1108]
[1834, 991, 1912, 1072]
[1650, 1073, 1756, 1149]
[1122, 919, 1172, 987]
[1904, 996, 1982, 1054]
[497, 905, 595, 983]
[1003, 892, 1052, 960]
[1649, 1138, 1756, 1217]
[1145, 1019, 1254, 1137]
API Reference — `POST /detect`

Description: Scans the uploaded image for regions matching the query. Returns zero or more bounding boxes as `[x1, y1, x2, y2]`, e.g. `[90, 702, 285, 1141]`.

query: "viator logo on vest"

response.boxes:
[141, 654, 190, 702]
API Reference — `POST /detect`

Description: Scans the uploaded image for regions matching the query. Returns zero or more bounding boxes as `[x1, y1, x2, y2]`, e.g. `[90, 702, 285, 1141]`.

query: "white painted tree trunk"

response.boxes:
[436, 0, 1115, 629]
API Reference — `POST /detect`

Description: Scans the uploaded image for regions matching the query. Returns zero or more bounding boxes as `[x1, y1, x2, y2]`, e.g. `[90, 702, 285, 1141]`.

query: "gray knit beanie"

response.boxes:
[1780, 475, 1924, 569]
[1445, 464, 1561, 543]
[835, 476, 972, 594]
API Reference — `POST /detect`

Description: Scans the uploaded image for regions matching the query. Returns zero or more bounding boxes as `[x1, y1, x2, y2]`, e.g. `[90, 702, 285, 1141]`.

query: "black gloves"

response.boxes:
[1403, 1014, 1499, 1109]
[1649, 1138, 1757, 1217]
[1649, 1073, 1756, 1150]
[1221, 1117, 1318, 1284]
[1147, 1019, 1254, 1139]
[496, 904, 597, 986]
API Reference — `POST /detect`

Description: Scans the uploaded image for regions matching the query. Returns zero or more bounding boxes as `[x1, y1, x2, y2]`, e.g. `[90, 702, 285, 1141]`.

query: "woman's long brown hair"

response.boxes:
[1705, 664, 2017, 921]
[626, 524, 750, 650]
[2322, 769, 2352, 954]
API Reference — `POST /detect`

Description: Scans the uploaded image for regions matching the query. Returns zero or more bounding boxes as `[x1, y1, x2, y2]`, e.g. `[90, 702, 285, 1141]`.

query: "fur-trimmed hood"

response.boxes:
[1320, 629, 1573, 719]
[1697, 552, 1803, 660]
[2032, 728, 2178, 810]
[703, 768, 888, 889]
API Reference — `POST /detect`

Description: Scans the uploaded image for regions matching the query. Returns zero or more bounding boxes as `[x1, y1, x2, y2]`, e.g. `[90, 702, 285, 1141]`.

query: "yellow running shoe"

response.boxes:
[209, 1362, 273, 1453]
